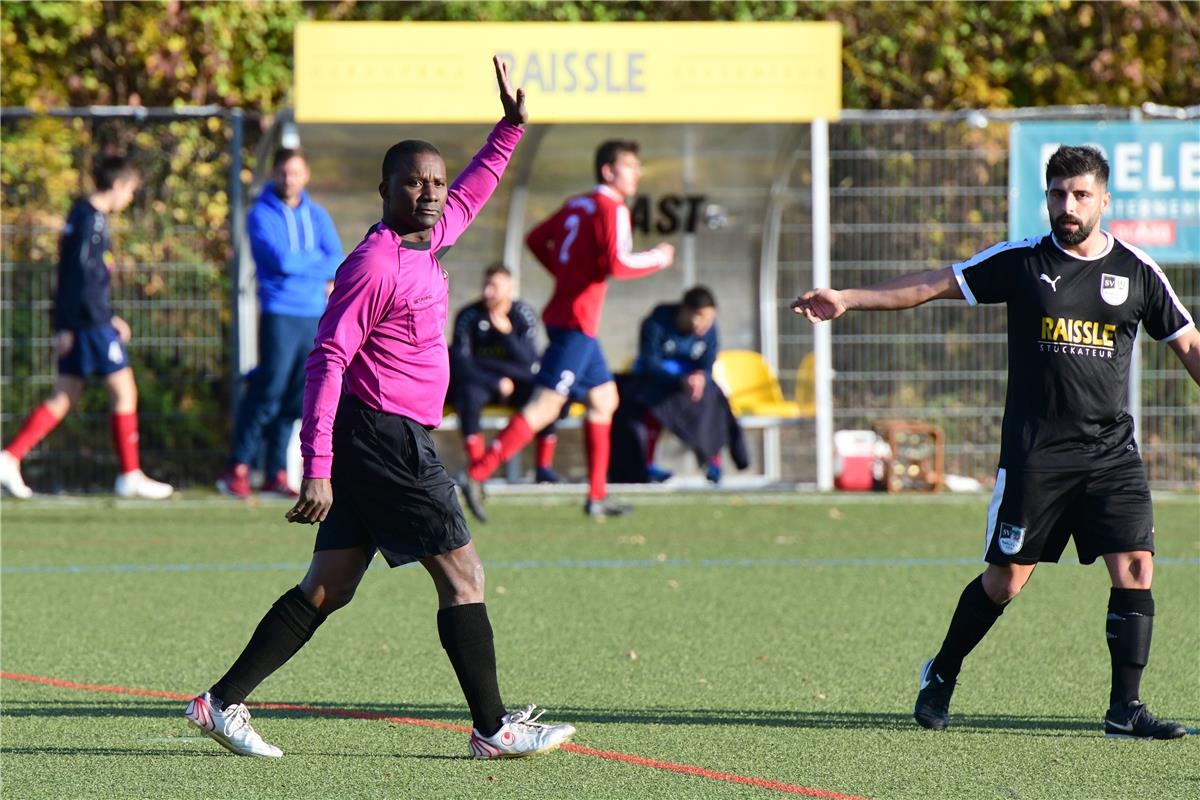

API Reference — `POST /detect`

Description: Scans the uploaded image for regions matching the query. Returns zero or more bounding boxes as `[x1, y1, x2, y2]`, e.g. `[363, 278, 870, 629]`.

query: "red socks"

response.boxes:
[536, 433, 557, 470]
[111, 412, 140, 474]
[584, 421, 611, 501]
[5, 404, 62, 460]
[6, 405, 141, 475]
[469, 414, 533, 481]
[464, 433, 486, 463]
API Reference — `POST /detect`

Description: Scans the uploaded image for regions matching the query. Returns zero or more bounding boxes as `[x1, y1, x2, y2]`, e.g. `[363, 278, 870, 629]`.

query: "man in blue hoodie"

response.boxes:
[218, 148, 343, 497]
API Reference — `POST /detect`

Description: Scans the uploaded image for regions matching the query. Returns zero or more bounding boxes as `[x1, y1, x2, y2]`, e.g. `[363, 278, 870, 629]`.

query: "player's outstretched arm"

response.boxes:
[792, 266, 962, 323]
[1168, 327, 1200, 386]
[494, 55, 527, 126]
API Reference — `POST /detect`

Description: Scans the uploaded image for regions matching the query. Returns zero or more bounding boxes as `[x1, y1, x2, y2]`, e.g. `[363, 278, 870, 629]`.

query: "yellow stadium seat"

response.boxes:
[712, 350, 806, 419]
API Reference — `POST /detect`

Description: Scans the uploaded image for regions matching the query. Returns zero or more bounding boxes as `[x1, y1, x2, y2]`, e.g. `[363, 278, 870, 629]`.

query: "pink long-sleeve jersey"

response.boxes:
[301, 120, 523, 479]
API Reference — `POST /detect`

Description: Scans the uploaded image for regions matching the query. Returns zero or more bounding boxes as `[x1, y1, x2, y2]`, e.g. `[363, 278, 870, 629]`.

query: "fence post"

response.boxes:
[811, 117, 834, 492]
[227, 108, 246, 414]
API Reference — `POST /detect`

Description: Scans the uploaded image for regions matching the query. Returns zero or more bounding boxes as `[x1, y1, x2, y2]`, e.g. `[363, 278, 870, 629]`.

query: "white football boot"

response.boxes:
[114, 469, 174, 499]
[185, 692, 283, 758]
[469, 704, 576, 759]
[0, 451, 33, 499]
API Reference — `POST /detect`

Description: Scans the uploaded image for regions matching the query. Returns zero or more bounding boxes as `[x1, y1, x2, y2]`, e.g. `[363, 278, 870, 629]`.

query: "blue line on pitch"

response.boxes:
[2, 556, 1198, 575]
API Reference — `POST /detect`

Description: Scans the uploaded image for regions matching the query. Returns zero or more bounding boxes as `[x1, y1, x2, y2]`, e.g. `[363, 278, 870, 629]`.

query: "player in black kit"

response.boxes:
[793, 145, 1198, 740]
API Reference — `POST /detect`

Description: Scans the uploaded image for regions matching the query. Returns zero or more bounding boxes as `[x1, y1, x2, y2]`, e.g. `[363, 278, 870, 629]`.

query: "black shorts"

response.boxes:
[982, 459, 1154, 566]
[315, 394, 471, 567]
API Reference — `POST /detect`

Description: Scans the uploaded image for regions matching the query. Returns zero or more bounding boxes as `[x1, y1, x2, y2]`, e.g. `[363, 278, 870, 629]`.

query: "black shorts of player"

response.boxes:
[983, 458, 1154, 566]
[315, 394, 471, 567]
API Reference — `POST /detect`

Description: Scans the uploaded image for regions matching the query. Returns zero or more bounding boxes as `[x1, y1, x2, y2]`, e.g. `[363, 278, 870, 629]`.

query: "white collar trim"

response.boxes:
[1049, 230, 1113, 261]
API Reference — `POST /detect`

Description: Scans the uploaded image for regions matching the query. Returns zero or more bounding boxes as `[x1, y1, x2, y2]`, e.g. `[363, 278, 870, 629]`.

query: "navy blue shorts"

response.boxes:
[58, 325, 129, 377]
[982, 458, 1155, 566]
[534, 327, 613, 400]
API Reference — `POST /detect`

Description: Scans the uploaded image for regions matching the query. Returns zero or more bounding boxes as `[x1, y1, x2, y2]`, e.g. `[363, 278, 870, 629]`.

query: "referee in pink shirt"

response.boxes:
[185, 58, 575, 761]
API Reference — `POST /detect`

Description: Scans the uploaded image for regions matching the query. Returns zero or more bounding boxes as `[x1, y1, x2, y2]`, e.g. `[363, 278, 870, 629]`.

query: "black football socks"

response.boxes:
[1106, 587, 1154, 707]
[210, 585, 327, 708]
[438, 603, 507, 737]
[931, 574, 1007, 683]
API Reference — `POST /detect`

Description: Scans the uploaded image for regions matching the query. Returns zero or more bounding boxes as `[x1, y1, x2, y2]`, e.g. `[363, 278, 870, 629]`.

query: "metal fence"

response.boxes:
[0, 108, 250, 492]
[774, 109, 1199, 489]
[2, 105, 1195, 492]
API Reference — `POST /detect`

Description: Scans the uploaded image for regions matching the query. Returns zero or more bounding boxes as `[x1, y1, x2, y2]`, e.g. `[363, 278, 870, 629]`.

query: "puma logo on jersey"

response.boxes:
[1039, 273, 1062, 292]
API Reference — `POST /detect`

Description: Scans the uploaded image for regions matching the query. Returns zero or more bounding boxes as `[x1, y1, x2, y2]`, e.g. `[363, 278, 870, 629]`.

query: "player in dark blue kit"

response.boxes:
[1, 155, 173, 500]
[632, 286, 746, 483]
[449, 263, 562, 484]
[795, 145, 1198, 740]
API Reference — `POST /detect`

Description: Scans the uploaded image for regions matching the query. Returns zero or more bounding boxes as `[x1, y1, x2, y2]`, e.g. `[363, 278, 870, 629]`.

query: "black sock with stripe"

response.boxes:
[1106, 587, 1154, 707]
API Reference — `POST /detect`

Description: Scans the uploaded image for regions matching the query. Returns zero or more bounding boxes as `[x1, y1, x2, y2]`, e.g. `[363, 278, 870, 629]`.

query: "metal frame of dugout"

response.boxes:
[256, 111, 831, 487]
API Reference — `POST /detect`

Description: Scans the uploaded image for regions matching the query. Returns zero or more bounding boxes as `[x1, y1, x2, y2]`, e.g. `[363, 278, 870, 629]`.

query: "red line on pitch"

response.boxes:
[2, 671, 867, 799]
[559, 742, 865, 798]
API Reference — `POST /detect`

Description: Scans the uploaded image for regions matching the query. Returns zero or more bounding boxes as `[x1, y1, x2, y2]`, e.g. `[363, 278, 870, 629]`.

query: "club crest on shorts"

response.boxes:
[997, 522, 1026, 555]
[1100, 273, 1129, 306]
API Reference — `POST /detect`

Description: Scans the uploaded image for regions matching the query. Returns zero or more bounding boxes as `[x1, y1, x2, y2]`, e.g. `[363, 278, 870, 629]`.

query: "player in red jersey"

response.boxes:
[461, 140, 674, 520]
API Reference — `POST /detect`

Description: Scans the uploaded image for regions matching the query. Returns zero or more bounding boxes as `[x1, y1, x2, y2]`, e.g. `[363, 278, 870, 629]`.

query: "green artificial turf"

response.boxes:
[1, 493, 1197, 799]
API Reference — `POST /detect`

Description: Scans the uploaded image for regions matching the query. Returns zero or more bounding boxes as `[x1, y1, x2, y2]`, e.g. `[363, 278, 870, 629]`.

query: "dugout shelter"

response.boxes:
[246, 21, 845, 486]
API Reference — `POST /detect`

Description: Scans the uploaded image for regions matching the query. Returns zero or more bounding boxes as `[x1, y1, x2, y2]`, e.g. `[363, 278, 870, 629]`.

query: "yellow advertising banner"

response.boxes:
[295, 22, 841, 123]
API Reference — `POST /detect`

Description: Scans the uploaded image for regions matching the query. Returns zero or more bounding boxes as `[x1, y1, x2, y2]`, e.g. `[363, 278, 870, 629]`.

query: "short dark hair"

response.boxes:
[381, 140, 442, 180]
[272, 148, 307, 171]
[595, 139, 639, 183]
[483, 263, 512, 279]
[682, 285, 716, 311]
[93, 155, 138, 191]
[1045, 145, 1109, 188]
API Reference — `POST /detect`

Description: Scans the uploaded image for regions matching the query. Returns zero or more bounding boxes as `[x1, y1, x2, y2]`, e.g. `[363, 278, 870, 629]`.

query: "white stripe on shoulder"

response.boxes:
[1116, 236, 1195, 329]
[951, 237, 1040, 306]
[1162, 321, 1196, 344]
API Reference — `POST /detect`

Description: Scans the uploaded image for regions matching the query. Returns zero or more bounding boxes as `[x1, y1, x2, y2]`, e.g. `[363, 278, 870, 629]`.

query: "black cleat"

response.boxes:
[1104, 701, 1187, 740]
[535, 466, 566, 484]
[913, 658, 955, 730]
[456, 472, 488, 523]
[584, 498, 633, 519]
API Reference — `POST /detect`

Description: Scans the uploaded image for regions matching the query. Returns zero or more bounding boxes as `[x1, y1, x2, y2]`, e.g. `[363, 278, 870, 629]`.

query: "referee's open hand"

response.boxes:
[286, 478, 332, 524]
[494, 55, 527, 126]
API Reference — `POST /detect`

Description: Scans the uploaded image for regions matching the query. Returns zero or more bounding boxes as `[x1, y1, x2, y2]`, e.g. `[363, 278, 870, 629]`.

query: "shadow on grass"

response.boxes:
[0, 745, 225, 758]
[0, 698, 1108, 736]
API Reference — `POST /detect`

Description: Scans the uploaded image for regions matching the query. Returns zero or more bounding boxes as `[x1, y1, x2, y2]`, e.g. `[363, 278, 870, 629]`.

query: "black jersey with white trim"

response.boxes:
[952, 231, 1194, 471]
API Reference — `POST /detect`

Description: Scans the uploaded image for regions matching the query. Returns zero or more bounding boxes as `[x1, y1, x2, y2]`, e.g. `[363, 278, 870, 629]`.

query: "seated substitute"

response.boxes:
[449, 263, 562, 483]
[619, 285, 747, 483]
